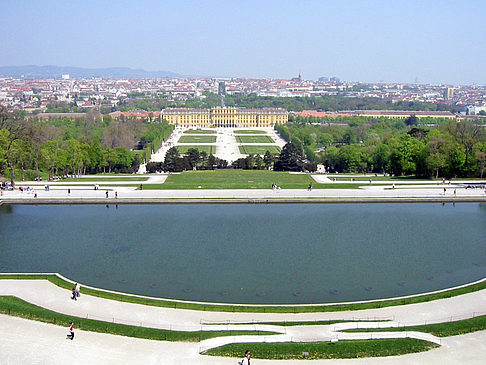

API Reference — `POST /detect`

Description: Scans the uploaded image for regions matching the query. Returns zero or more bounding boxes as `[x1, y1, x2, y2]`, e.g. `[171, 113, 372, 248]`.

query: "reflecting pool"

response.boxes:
[1, 203, 485, 304]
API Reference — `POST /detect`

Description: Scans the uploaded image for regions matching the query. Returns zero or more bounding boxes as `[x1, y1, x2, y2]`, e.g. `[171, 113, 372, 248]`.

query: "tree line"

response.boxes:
[37, 92, 460, 115]
[147, 143, 316, 173]
[277, 117, 486, 178]
[0, 107, 172, 183]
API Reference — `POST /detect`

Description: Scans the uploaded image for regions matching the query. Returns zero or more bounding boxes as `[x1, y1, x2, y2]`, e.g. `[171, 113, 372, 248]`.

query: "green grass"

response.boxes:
[175, 145, 216, 154]
[2, 273, 486, 314]
[343, 314, 486, 337]
[236, 135, 274, 143]
[202, 339, 438, 359]
[331, 175, 430, 182]
[178, 135, 217, 143]
[0, 296, 276, 342]
[234, 130, 267, 134]
[205, 319, 391, 326]
[183, 129, 216, 134]
[150, 170, 359, 189]
[60, 177, 149, 182]
[239, 145, 281, 155]
[141, 183, 364, 190]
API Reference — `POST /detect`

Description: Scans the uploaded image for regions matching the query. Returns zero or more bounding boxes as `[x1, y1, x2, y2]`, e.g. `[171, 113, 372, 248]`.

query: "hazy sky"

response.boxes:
[1, 0, 485, 84]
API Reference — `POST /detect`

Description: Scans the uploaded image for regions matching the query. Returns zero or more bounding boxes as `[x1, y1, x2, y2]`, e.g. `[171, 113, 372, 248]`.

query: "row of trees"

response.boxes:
[49, 92, 459, 115]
[148, 143, 317, 173]
[279, 117, 486, 178]
[146, 147, 228, 172]
[0, 107, 172, 183]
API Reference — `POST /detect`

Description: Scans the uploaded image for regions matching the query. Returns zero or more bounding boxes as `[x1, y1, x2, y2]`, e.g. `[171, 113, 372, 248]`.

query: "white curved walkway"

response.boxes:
[1, 279, 486, 364]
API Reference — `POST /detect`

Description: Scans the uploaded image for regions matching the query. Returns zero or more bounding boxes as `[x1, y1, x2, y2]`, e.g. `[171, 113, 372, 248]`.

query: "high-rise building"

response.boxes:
[443, 87, 455, 100]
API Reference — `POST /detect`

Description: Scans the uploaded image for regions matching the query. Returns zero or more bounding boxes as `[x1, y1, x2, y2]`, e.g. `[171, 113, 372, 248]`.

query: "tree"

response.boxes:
[425, 130, 447, 178]
[263, 151, 275, 170]
[389, 135, 423, 176]
[473, 142, 486, 178]
[371, 144, 391, 174]
[186, 148, 201, 170]
[163, 147, 184, 172]
[405, 115, 418, 126]
[445, 120, 483, 174]
[0, 107, 28, 185]
[146, 161, 163, 173]
[274, 142, 305, 172]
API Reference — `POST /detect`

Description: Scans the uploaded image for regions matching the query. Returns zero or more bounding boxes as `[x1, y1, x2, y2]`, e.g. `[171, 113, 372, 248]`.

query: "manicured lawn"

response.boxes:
[178, 135, 217, 143]
[236, 135, 274, 143]
[2, 274, 486, 314]
[202, 339, 438, 359]
[60, 176, 149, 182]
[330, 175, 430, 182]
[175, 145, 216, 154]
[152, 170, 355, 189]
[183, 129, 216, 134]
[343, 314, 486, 337]
[239, 145, 281, 155]
[234, 130, 267, 134]
[0, 296, 276, 342]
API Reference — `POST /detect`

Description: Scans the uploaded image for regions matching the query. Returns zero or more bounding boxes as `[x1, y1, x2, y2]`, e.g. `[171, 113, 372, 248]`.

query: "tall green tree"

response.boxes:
[274, 142, 305, 172]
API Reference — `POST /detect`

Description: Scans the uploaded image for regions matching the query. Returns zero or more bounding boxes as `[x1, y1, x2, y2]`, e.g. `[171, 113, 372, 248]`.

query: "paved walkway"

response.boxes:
[2, 182, 486, 200]
[1, 279, 486, 364]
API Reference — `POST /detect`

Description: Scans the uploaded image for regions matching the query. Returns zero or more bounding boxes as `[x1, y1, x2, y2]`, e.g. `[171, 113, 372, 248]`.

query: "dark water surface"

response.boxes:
[1, 203, 486, 304]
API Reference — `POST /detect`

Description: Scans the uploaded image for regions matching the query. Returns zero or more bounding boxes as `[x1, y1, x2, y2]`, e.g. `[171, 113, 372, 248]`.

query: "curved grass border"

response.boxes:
[1, 273, 486, 313]
[201, 339, 439, 359]
[0, 296, 276, 342]
[342, 314, 486, 337]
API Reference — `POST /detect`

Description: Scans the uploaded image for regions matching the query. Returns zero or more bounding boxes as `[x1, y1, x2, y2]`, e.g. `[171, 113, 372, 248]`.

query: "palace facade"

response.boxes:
[162, 107, 288, 128]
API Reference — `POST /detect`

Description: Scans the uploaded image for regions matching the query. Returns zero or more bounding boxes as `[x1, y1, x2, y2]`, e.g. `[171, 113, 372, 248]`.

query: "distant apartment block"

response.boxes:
[162, 107, 288, 128]
[443, 87, 455, 100]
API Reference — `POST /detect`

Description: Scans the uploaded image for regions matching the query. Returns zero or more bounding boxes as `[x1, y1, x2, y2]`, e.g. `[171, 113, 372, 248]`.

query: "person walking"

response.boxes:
[105, 191, 108, 198]
[239, 349, 251, 365]
[67, 322, 74, 340]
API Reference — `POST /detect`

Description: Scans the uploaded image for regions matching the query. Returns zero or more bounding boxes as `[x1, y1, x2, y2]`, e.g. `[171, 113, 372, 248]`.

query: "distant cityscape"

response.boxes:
[1, 66, 486, 116]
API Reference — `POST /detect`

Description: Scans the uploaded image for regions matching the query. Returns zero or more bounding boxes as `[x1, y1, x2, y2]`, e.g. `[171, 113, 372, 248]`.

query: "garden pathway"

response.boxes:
[1, 279, 486, 364]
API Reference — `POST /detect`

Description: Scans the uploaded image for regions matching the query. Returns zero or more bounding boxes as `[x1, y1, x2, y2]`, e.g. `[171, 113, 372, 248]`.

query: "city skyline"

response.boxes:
[1, 0, 485, 85]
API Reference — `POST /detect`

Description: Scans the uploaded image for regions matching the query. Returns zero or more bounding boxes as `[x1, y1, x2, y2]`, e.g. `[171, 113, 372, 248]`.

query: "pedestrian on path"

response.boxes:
[105, 191, 108, 198]
[239, 349, 251, 365]
[67, 322, 74, 340]
[115, 191, 118, 199]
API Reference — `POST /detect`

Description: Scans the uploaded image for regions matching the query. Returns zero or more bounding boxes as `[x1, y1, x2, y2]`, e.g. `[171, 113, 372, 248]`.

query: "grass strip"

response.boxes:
[234, 130, 267, 134]
[235, 135, 274, 143]
[202, 339, 438, 359]
[60, 177, 149, 182]
[175, 145, 216, 154]
[0, 296, 276, 342]
[203, 320, 391, 326]
[183, 129, 216, 134]
[154, 170, 364, 189]
[2, 274, 486, 313]
[239, 145, 281, 155]
[142, 183, 364, 190]
[178, 135, 217, 143]
[343, 315, 486, 337]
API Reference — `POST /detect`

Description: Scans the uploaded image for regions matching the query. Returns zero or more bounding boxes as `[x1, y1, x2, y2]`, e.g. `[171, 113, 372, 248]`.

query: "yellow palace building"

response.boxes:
[162, 107, 288, 128]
